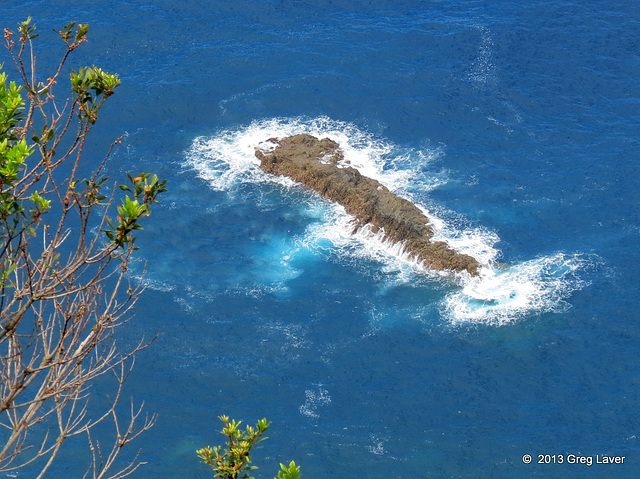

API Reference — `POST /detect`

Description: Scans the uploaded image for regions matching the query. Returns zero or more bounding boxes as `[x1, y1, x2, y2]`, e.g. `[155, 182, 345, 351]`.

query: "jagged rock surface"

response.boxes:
[256, 134, 480, 276]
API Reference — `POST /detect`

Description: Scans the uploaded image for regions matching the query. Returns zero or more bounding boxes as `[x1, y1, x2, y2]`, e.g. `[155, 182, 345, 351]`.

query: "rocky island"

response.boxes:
[256, 134, 480, 276]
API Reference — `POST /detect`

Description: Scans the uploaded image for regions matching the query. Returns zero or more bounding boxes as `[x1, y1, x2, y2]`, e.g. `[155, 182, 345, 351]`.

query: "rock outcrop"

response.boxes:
[256, 134, 480, 276]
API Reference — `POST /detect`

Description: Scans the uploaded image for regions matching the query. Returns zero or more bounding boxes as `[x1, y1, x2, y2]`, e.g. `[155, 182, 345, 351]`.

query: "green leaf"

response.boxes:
[75, 23, 89, 41]
[275, 461, 302, 479]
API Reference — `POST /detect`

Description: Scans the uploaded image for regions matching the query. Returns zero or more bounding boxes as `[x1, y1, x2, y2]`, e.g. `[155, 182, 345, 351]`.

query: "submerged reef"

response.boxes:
[256, 134, 480, 276]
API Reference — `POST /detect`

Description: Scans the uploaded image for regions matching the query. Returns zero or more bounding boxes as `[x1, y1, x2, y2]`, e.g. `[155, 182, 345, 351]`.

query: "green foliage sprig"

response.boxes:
[197, 416, 271, 479]
[71, 66, 120, 123]
[104, 173, 168, 248]
[197, 416, 302, 479]
[275, 461, 302, 479]
[0, 71, 25, 137]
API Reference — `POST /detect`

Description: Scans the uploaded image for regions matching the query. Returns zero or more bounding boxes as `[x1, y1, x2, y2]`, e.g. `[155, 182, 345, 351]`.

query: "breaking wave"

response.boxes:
[185, 116, 423, 192]
[441, 253, 591, 326]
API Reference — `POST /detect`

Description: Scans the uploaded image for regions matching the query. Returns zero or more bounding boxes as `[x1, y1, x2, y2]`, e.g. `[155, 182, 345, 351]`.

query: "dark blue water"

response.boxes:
[3, 1, 640, 478]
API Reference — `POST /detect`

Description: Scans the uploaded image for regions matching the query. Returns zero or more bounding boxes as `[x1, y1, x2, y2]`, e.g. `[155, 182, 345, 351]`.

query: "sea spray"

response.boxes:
[441, 253, 591, 326]
[185, 116, 415, 192]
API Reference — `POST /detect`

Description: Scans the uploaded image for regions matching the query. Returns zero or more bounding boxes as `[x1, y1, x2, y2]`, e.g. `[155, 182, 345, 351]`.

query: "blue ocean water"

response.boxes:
[2, 1, 640, 478]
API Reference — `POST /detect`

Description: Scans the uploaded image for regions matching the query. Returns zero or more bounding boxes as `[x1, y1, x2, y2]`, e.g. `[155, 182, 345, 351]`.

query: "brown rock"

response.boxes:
[256, 134, 480, 276]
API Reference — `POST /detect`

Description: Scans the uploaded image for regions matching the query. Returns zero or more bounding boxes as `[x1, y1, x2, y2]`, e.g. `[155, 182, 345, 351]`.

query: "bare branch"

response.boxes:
[1, 19, 164, 479]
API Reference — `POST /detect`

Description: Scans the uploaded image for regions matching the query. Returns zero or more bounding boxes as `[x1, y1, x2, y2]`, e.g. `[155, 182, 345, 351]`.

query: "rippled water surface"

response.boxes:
[2, 1, 640, 478]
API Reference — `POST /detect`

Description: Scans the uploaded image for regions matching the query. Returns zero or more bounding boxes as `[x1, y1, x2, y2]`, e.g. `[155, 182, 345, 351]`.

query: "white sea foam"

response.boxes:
[185, 116, 415, 192]
[441, 253, 590, 326]
[185, 116, 590, 326]
[420, 205, 501, 267]
[299, 384, 331, 419]
[298, 204, 439, 280]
